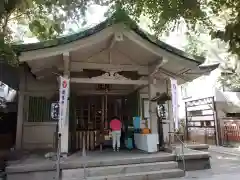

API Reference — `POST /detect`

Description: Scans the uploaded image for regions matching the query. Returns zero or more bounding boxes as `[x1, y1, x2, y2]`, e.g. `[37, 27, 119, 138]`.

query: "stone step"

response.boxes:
[88, 161, 178, 177]
[61, 153, 175, 169]
[69, 169, 185, 180]
[63, 161, 178, 178]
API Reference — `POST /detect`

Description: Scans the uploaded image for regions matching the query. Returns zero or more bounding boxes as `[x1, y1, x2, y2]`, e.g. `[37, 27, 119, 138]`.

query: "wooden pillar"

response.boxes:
[148, 77, 158, 134]
[212, 97, 220, 146]
[166, 79, 174, 144]
[15, 66, 26, 150]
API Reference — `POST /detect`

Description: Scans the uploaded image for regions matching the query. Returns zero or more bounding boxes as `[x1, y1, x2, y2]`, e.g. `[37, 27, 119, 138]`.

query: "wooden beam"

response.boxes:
[18, 26, 116, 62]
[31, 66, 54, 74]
[124, 30, 200, 68]
[71, 77, 148, 85]
[76, 89, 131, 95]
[124, 31, 163, 57]
[158, 67, 190, 81]
[109, 36, 116, 49]
[149, 58, 168, 76]
[31, 66, 61, 77]
[109, 32, 123, 49]
[107, 32, 124, 64]
[132, 84, 148, 93]
[66, 62, 149, 75]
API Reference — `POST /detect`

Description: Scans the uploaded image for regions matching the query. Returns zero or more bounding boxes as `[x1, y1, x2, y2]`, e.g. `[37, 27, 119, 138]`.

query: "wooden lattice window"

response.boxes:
[28, 96, 52, 122]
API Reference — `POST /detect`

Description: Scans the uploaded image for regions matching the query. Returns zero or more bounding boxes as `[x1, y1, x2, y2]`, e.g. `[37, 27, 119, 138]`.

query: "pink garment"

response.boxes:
[110, 119, 122, 131]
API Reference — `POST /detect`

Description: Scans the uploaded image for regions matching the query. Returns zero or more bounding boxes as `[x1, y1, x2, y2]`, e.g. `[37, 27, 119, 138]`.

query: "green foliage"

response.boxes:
[28, 18, 64, 41]
[184, 32, 207, 57]
[219, 73, 240, 91]
[113, 0, 240, 60]
[218, 63, 240, 91]
[208, 0, 240, 58]
[123, 0, 209, 34]
[0, 0, 96, 65]
[0, 42, 18, 66]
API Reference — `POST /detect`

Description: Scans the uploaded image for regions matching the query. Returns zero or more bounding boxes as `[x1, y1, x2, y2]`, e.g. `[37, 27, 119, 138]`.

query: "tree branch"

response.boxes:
[3, 14, 10, 34]
[9, 12, 26, 21]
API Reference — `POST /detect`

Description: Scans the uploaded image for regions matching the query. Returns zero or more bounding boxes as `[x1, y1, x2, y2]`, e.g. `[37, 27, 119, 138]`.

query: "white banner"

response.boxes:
[170, 78, 179, 130]
[59, 76, 70, 129]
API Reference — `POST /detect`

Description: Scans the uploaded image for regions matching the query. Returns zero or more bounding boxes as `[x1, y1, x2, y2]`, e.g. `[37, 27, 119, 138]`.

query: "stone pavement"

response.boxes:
[4, 146, 240, 180]
[165, 148, 240, 180]
[208, 145, 240, 156]
[177, 172, 240, 180]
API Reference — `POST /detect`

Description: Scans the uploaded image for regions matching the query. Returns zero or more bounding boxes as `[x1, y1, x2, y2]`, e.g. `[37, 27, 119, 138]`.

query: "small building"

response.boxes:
[179, 66, 240, 146]
[13, 16, 214, 153]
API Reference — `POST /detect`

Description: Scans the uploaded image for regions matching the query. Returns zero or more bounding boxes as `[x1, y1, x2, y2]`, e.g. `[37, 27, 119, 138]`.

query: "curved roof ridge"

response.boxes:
[13, 15, 205, 64]
[131, 25, 204, 64]
[13, 18, 111, 53]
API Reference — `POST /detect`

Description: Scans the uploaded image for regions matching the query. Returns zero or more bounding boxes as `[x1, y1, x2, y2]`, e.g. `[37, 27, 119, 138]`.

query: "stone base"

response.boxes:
[186, 144, 209, 151]
[7, 169, 185, 180]
[7, 171, 56, 180]
[6, 151, 184, 180]
[177, 157, 211, 171]
[165, 144, 211, 171]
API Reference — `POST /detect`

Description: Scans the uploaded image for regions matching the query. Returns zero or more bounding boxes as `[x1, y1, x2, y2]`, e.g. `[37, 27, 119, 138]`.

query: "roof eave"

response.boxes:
[199, 63, 220, 70]
[13, 15, 205, 65]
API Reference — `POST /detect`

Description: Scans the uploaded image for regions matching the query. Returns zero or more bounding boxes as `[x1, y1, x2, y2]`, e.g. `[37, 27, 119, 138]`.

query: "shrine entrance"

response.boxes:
[69, 86, 138, 152]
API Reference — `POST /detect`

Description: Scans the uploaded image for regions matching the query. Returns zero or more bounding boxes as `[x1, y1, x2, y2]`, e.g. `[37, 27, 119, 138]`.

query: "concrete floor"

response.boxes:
[6, 148, 240, 179]
[67, 149, 172, 162]
[6, 149, 174, 172]
[165, 151, 240, 180]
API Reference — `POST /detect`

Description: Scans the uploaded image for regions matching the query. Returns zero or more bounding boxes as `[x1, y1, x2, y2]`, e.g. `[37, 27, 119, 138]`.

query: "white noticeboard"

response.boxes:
[143, 99, 150, 128]
[143, 99, 150, 118]
[59, 76, 70, 129]
[170, 78, 179, 130]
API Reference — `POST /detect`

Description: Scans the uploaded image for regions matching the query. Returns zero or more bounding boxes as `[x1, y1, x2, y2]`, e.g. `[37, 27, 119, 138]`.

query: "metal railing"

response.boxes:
[168, 132, 186, 172]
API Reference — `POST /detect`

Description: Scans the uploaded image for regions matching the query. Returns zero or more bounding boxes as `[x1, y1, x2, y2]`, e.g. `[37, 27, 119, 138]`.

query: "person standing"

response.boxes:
[110, 116, 122, 152]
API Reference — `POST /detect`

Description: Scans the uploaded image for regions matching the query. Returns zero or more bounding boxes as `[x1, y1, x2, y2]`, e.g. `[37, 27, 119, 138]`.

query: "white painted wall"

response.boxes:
[179, 68, 240, 120]
[178, 71, 215, 119]
[22, 74, 58, 150]
[139, 79, 174, 144]
[22, 122, 57, 150]
[25, 74, 58, 96]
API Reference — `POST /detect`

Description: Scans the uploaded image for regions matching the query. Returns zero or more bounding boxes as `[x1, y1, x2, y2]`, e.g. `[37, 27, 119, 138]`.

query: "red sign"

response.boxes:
[62, 80, 67, 88]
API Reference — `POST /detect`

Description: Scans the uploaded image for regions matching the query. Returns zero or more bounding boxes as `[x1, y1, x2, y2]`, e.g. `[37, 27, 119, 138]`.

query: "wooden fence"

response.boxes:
[69, 130, 101, 151]
[222, 119, 240, 143]
[188, 127, 216, 145]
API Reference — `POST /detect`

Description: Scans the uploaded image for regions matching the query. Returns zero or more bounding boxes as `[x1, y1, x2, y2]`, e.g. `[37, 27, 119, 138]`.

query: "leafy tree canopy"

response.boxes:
[217, 56, 240, 90]
[1, 0, 240, 67]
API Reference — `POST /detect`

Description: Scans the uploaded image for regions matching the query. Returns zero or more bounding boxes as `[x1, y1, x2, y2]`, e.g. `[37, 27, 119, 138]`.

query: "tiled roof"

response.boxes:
[13, 15, 205, 65]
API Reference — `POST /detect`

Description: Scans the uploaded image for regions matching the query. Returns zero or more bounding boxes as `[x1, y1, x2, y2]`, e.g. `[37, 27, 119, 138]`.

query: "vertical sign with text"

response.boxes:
[59, 76, 70, 129]
[51, 102, 59, 120]
[170, 78, 179, 130]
